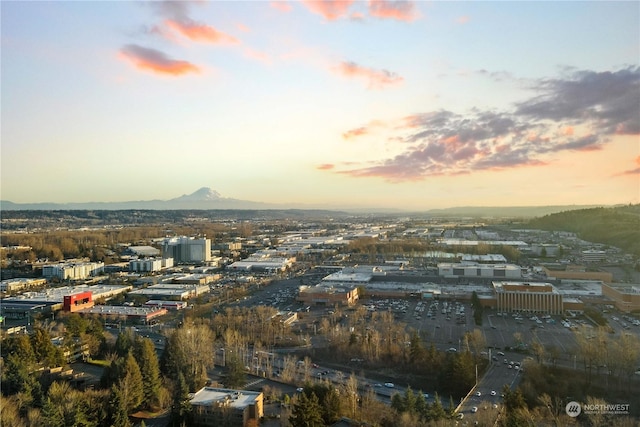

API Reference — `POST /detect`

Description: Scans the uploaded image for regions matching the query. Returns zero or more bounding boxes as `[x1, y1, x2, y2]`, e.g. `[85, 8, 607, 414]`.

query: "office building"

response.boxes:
[493, 281, 564, 315]
[190, 387, 263, 427]
[162, 236, 211, 264]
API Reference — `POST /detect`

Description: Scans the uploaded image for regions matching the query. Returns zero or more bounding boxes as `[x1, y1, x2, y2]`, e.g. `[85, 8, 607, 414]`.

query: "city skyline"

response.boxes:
[2, 1, 639, 210]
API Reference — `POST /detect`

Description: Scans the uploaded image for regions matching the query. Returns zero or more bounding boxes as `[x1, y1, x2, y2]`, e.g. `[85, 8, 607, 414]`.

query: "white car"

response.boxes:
[490, 390, 497, 396]
[384, 382, 395, 388]
[475, 391, 481, 397]
[471, 407, 478, 413]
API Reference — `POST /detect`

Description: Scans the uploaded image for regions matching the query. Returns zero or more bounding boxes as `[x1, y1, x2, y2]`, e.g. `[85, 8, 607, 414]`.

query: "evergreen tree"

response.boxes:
[403, 387, 417, 414]
[289, 392, 324, 427]
[109, 384, 132, 427]
[33, 327, 66, 368]
[448, 395, 456, 417]
[409, 331, 424, 363]
[428, 393, 447, 421]
[171, 372, 191, 426]
[120, 352, 144, 412]
[321, 387, 341, 424]
[134, 337, 162, 410]
[415, 392, 428, 419]
[114, 329, 135, 357]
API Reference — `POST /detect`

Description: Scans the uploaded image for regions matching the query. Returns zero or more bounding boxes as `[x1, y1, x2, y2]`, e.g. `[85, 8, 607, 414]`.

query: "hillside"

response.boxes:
[527, 205, 640, 256]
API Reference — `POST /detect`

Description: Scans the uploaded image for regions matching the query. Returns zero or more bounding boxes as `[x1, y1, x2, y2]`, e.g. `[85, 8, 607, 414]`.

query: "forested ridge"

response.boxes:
[528, 205, 640, 256]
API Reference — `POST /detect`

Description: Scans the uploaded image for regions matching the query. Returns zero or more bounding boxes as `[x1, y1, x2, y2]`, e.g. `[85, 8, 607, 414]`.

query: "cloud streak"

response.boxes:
[165, 19, 239, 44]
[335, 61, 403, 89]
[119, 44, 200, 76]
[368, 1, 418, 22]
[301, 0, 355, 20]
[330, 66, 640, 181]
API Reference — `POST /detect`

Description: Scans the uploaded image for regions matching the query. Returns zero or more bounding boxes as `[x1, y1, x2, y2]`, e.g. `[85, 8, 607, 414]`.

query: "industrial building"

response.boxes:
[129, 257, 174, 273]
[190, 387, 263, 427]
[144, 300, 187, 310]
[162, 236, 211, 264]
[438, 262, 523, 280]
[542, 264, 613, 284]
[78, 305, 168, 324]
[493, 281, 564, 315]
[128, 283, 209, 300]
[601, 284, 640, 313]
[0, 278, 47, 293]
[227, 250, 295, 272]
[1, 284, 132, 317]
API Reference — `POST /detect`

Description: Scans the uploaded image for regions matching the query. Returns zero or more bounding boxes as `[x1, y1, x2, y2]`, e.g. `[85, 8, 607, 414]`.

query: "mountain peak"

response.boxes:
[174, 187, 223, 201]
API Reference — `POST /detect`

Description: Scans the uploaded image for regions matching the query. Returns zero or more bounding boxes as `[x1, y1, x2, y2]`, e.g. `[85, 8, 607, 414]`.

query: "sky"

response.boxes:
[2, 0, 639, 210]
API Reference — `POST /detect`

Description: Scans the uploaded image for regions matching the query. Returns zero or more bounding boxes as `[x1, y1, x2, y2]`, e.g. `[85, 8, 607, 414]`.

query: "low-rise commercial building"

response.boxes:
[298, 283, 359, 306]
[190, 387, 263, 427]
[0, 278, 47, 293]
[438, 262, 523, 280]
[493, 281, 564, 315]
[129, 257, 174, 272]
[78, 305, 168, 324]
[542, 264, 613, 284]
[601, 284, 640, 313]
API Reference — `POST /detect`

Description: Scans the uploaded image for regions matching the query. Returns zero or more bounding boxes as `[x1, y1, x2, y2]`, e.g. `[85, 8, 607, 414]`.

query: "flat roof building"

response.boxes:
[298, 283, 359, 306]
[439, 262, 523, 280]
[601, 284, 640, 313]
[493, 281, 564, 315]
[190, 387, 263, 427]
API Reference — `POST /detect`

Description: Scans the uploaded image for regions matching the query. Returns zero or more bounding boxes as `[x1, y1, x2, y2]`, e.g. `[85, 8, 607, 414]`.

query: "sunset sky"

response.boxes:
[2, 1, 639, 210]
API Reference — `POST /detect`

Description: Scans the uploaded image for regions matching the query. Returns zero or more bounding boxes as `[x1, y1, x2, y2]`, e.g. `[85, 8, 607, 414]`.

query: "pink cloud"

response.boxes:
[119, 44, 200, 76]
[316, 163, 335, 170]
[335, 61, 403, 89]
[270, 1, 293, 12]
[342, 120, 387, 139]
[343, 127, 369, 139]
[368, 0, 418, 22]
[301, 0, 355, 20]
[165, 19, 239, 44]
[614, 156, 640, 176]
[456, 15, 470, 25]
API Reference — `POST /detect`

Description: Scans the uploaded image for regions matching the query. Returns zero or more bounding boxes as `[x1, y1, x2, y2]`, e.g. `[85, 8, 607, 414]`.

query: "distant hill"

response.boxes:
[527, 204, 640, 256]
[422, 205, 603, 218]
[0, 187, 619, 218]
[0, 187, 275, 211]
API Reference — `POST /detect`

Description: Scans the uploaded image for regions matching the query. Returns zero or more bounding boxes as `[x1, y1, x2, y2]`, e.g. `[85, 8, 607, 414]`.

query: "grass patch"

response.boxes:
[86, 358, 111, 367]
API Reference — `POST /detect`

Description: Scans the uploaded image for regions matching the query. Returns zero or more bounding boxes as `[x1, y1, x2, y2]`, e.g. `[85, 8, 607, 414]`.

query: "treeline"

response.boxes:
[0, 221, 244, 264]
[528, 205, 640, 256]
[288, 382, 456, 427]
[345, 238, 522, 262]
[313, 305, 487, 399]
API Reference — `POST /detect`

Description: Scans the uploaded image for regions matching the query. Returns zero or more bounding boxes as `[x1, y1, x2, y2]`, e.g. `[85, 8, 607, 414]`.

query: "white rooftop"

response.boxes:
[190, 387, 261, 409]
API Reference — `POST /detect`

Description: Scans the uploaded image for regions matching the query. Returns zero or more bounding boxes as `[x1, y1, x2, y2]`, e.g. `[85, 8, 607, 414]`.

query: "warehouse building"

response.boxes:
[601, 284, 640, 313]
[438, 262, 523, 280]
